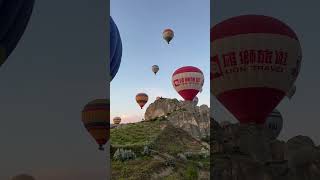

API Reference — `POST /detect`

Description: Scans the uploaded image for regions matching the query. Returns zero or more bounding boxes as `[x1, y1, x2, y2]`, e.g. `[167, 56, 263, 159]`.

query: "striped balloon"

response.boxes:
[264, 109, 283, 139]
[172, 66, 204, 101]
[0, 0, 35, 67]
[110, 16, 122, 81]
[211, 15, 302, 124]
[136, 93, 148, 109]
[113, 116, 121, 124]
[163, 28, 174, 44]
[82, 99, 110, 151]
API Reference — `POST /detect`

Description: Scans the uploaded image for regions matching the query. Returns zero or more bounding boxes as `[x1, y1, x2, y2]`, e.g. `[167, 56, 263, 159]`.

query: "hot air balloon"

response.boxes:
[136, 93, 148, 109]
[172, 66, 204, 101]
[82, 99, 110, 151]
[211, 15, 302, 124]
[113, 116, 121, 124]
[286, 85, 296, 99]
[163, 28, 174, 44]
[193, 96, 199, 106]
[110, 16, 122, 81]
[11, 174, 35, 180]
[152, 65, 159, 75]
[0, 0, 35, 67]
[264, 109, 283, 139]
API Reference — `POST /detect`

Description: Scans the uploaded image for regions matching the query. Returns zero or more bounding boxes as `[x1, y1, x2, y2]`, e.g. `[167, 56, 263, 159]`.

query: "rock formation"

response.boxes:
[144, 98, 210, 140]
[211, 118, 320, 180]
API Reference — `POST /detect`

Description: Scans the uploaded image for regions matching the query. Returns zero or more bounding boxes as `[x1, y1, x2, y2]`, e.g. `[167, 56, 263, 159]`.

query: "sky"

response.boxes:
[0, 0, 108, 179]
[211, 1, 320, 144]
[110, 0, 210, 124]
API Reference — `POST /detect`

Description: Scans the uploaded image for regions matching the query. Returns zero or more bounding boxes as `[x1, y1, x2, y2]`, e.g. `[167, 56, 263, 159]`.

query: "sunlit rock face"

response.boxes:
[144, 98, 210, 140]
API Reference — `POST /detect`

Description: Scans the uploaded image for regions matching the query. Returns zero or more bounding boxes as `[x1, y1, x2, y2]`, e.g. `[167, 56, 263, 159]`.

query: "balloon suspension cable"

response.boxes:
[99, 145, 104, 151]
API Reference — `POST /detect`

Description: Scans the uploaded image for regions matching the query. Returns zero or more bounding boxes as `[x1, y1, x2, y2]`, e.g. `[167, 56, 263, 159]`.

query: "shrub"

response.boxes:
[142, 145, 151, 156]
[113, 148, 137, 161]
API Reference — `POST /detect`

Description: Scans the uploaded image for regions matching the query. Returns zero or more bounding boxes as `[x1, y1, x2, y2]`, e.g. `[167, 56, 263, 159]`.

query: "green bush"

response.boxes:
[113, 148, 137, 161]
[184, 164, 199, 180]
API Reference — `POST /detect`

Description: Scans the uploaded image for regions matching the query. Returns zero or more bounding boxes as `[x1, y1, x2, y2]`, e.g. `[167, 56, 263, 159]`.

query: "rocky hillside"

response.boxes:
[145, 98, 210, 140]
[211, 118, 320, 180]
[111, 98, 210, 180]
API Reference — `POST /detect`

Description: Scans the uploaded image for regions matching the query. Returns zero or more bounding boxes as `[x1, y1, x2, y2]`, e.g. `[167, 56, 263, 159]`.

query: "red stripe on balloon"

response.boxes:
[216, 87, 285, 124]
[173, 66, 202, 76]
[178, 89, 199, 101]
[211, 15, 299, 41]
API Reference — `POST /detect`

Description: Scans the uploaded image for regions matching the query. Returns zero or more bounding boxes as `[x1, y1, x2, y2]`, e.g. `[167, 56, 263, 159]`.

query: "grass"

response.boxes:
[111, 113, 209, 179]
[111, 157, 164, 180]
[110, 120, 164, 155]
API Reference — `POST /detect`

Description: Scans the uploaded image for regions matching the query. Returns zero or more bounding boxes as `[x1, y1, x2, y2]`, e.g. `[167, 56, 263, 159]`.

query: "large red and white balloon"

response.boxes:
[172, 66, 204, 101]
[211, 15, 302, 124]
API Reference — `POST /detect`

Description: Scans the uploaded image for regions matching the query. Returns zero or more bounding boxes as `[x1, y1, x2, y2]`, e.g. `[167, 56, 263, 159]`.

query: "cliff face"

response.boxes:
[211, 119, 320, 180]
[144, 98, 210, 140]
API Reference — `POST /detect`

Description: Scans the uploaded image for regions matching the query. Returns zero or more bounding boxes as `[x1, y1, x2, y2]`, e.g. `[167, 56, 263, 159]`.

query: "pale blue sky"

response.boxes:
[111, 0, 210, 123]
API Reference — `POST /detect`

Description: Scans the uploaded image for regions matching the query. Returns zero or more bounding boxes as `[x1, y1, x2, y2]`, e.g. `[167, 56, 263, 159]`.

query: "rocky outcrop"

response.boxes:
[144, 98, 210, 140]
[211, 118, 320, 180]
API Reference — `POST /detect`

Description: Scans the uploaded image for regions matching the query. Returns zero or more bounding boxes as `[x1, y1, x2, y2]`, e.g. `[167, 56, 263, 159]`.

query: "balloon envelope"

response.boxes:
[110, 16, 122, 81]
[136, 93, 148, 109]
[0, 0, 35, 67]
[82, 99, 110, 150]
[152, 65, 159, 75]
[172, 66, 204, 101]
[113, 116, 121, 124]
[211, 15, 302, 124]
[163, 28, 174, 44]
[264, 109, 283, 139]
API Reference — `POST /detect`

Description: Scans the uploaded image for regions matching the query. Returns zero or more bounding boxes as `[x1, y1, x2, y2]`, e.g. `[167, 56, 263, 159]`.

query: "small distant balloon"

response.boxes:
[11, 174, 35, 180]
[136, 93, 148, 109]
[113, 117, 121, 124]
[152, 65, 159, 75]
[172, 66, 204, 101]
[82, 99, 110, 151]
[163, 28, 174, 44]
[264, 109, 283, 139]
